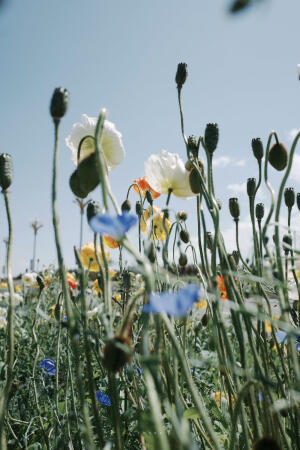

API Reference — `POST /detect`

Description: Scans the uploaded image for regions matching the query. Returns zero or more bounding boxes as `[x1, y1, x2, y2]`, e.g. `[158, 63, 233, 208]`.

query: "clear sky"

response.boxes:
[1, 0, 300, 275]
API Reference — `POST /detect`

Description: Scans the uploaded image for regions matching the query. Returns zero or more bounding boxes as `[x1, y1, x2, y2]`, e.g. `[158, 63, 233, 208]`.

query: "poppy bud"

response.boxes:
[175, 63, 188, 89]
[103, 335, 132, 373]
[206, 232, 213, 251]
[229, 198, 240, 220]
[283, 234, 292, 254]
[284, 187, 295, 209]
[177, 210, 188, 221]
[253, 436, 281, 450]
[232, 250, 239, 265]
[251, 138, 264, 161]
[121, 199, 131, 212]
[204, 123, 219, 154]
[269, 143, 288, 171]
[36, 275, 45, 291]
[87, 200, 101, 223]
[135, 201, 142, 216]
[201, 313, 208, 327]
[78, 153, 101, 193]
[247, 178, 256, 197]
[255, 203, 265, 221]
[0, 153, 13, 191]
[69, 170, 88, 199]
[230, 0, 251, 13]
[179, 253, 188, 267]
[189, 169, 202, 194]
[180, 229, 190, 243]
[187, 135, 198, 157]
[145, 190, 153, 205]
[50, 87, 69, 120]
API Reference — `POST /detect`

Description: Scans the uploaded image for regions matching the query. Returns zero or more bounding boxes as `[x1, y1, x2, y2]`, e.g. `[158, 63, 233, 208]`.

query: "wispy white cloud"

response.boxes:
[290, 153, 300, 184]
[213, 156, 246, 168]
[227, 182, 246, 193]
[287, 128, 300, 142]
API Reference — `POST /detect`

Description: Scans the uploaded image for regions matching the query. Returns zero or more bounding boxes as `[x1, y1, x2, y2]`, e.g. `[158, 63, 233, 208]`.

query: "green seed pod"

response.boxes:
[247, 178, 256, 197]
[121, 199, 131, 212]
[297, 193, 300, 211]
[175, 62, 188, 89]
[206, 232, 213, 251]
[282, 234, 292, 254]
[284, 187, 295, 209]
[135, 201, 142, 216]
[87, 200, 101, 223]
[255, 203, 265, 221]
[177, 210, 188, 221]
[77, 153, 101, 193]
[180, 229, 190, 243]
[179, 253, 188, 267]
[145, 190, 153, 205]
[69, 170, 88, 198]
[187, 135, 198, 157]
[204, 123, 219, 154]
[229, 198, 240, 220]
[269, 143, 288, 171]
[189, 169, 202, 194]
[36, 275, 45, 291]
[0, 153, 13, 191]
[50, 87, 69, 120]
[251, 138, 264, 161]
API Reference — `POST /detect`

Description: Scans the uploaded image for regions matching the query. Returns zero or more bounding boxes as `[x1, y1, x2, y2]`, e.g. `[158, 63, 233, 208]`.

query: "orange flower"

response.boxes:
[133, 177, 160, 199]
[103, 235, 119, 249]
[217, 275, 228, 300]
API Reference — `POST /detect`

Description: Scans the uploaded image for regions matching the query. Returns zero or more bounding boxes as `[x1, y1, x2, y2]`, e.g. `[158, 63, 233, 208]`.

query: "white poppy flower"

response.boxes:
[65, 114, 125, 170]
[0, 316, 7, 329]
[145, 150, 195, 198]
[22, 272, 38, 287]
[2, 292, 23, 306]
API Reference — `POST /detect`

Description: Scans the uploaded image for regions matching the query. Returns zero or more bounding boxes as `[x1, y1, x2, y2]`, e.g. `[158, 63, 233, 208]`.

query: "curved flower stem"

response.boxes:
[235, 220, 252, 272]
[177, 87, 188, 152]
[108, 372, 123, 450]
[162, 314, 222, 450]
[262, 131, 278, 246]
[51, 118, 95, 449]
[0, 190, 15, 449]
[74, 247, 105, 448]
[196, 195, 209, 279]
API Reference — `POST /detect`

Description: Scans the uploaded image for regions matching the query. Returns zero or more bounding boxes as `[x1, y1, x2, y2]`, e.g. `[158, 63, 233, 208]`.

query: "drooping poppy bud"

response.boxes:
[121, 199, 131, 212]
[229, 198, 240, 220]
[269, 143, 288, 171]
[251, 138, 264, 161]
[87, 200, 101, 223]
[145, 190, 153, 205]
[177, 210, 188, 221]
[135, 201, 142, 216]
[189, 169, 202, 194]
[204, 123, 219, 154]
[50, 87, 69, 120]
[175, 63, 188, 89]
[103, 335, 132, 373]
[77, 153, 101, 193]
[180, 229, 190, 243]
[284, 187, 295, 209]
[179, 253, 188, 267]
[69, 170, 88, 198]
[282, 234, 292, 254]
[0, 153, 13, 191]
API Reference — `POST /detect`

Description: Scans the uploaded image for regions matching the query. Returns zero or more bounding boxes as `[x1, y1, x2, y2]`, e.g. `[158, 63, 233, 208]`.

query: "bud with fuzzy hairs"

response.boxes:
[179, 253, 187, 267]
[284, 187, 295, 209]
[229, 198, 240, 220]
[180, 229, 190, 243]
[175, 63, 188, 89]
[255, 203, 264, 221]
[251, 138, 264, 161]
[187, 135, 198, 158]
[121, 199, 131, 212]
[87, 200, 101, 223]
[0, 154, 13, 191]
[247, 178, 256, 197]
[50, 87, 69, 121]
[204, 123, 219, 154]
[177, 210, 188, 221]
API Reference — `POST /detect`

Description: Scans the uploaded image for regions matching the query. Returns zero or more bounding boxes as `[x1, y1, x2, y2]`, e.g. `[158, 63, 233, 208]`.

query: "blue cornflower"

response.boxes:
[89, 212, 137, 240]
[40, 358, 56, 376]
[143, 284, 201, 318]
[276, 330, 298, 344]
[96, 390, 111, 406]
[133, 365, 143, 377]
[258, 392, 263, 402]
[296, 343, 300, 353]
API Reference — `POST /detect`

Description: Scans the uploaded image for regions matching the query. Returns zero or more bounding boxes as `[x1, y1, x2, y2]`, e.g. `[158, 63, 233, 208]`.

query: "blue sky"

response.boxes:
[0, 0, 300, 274]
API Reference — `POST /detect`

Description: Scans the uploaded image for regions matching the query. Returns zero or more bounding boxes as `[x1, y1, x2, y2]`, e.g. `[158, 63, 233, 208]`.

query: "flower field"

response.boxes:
[0, 62, 300, 450]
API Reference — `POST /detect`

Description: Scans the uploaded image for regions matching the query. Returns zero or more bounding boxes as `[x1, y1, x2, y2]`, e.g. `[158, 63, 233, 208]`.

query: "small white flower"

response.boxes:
[65, 114, 125, 170]
[145, 150, 195, 199]
[22, 272, 38, 287]
[0, 316, 7, 329]
[2, 292, 23, 306]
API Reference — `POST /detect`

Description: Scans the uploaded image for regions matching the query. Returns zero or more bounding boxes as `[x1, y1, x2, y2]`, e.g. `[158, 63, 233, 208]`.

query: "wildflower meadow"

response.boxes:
[0, 1, 300, 449]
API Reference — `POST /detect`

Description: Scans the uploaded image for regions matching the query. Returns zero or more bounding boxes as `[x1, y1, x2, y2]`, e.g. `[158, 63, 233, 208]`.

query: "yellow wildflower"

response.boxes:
[0, 282, 7, 290]
[115, 293, 121, 302]
[15, 284, 22, 293]
[140, 205, 171, 241]
[80, 242, 110, 272]
[194, 299, 208, 309]
[103, 235, 119, 249]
